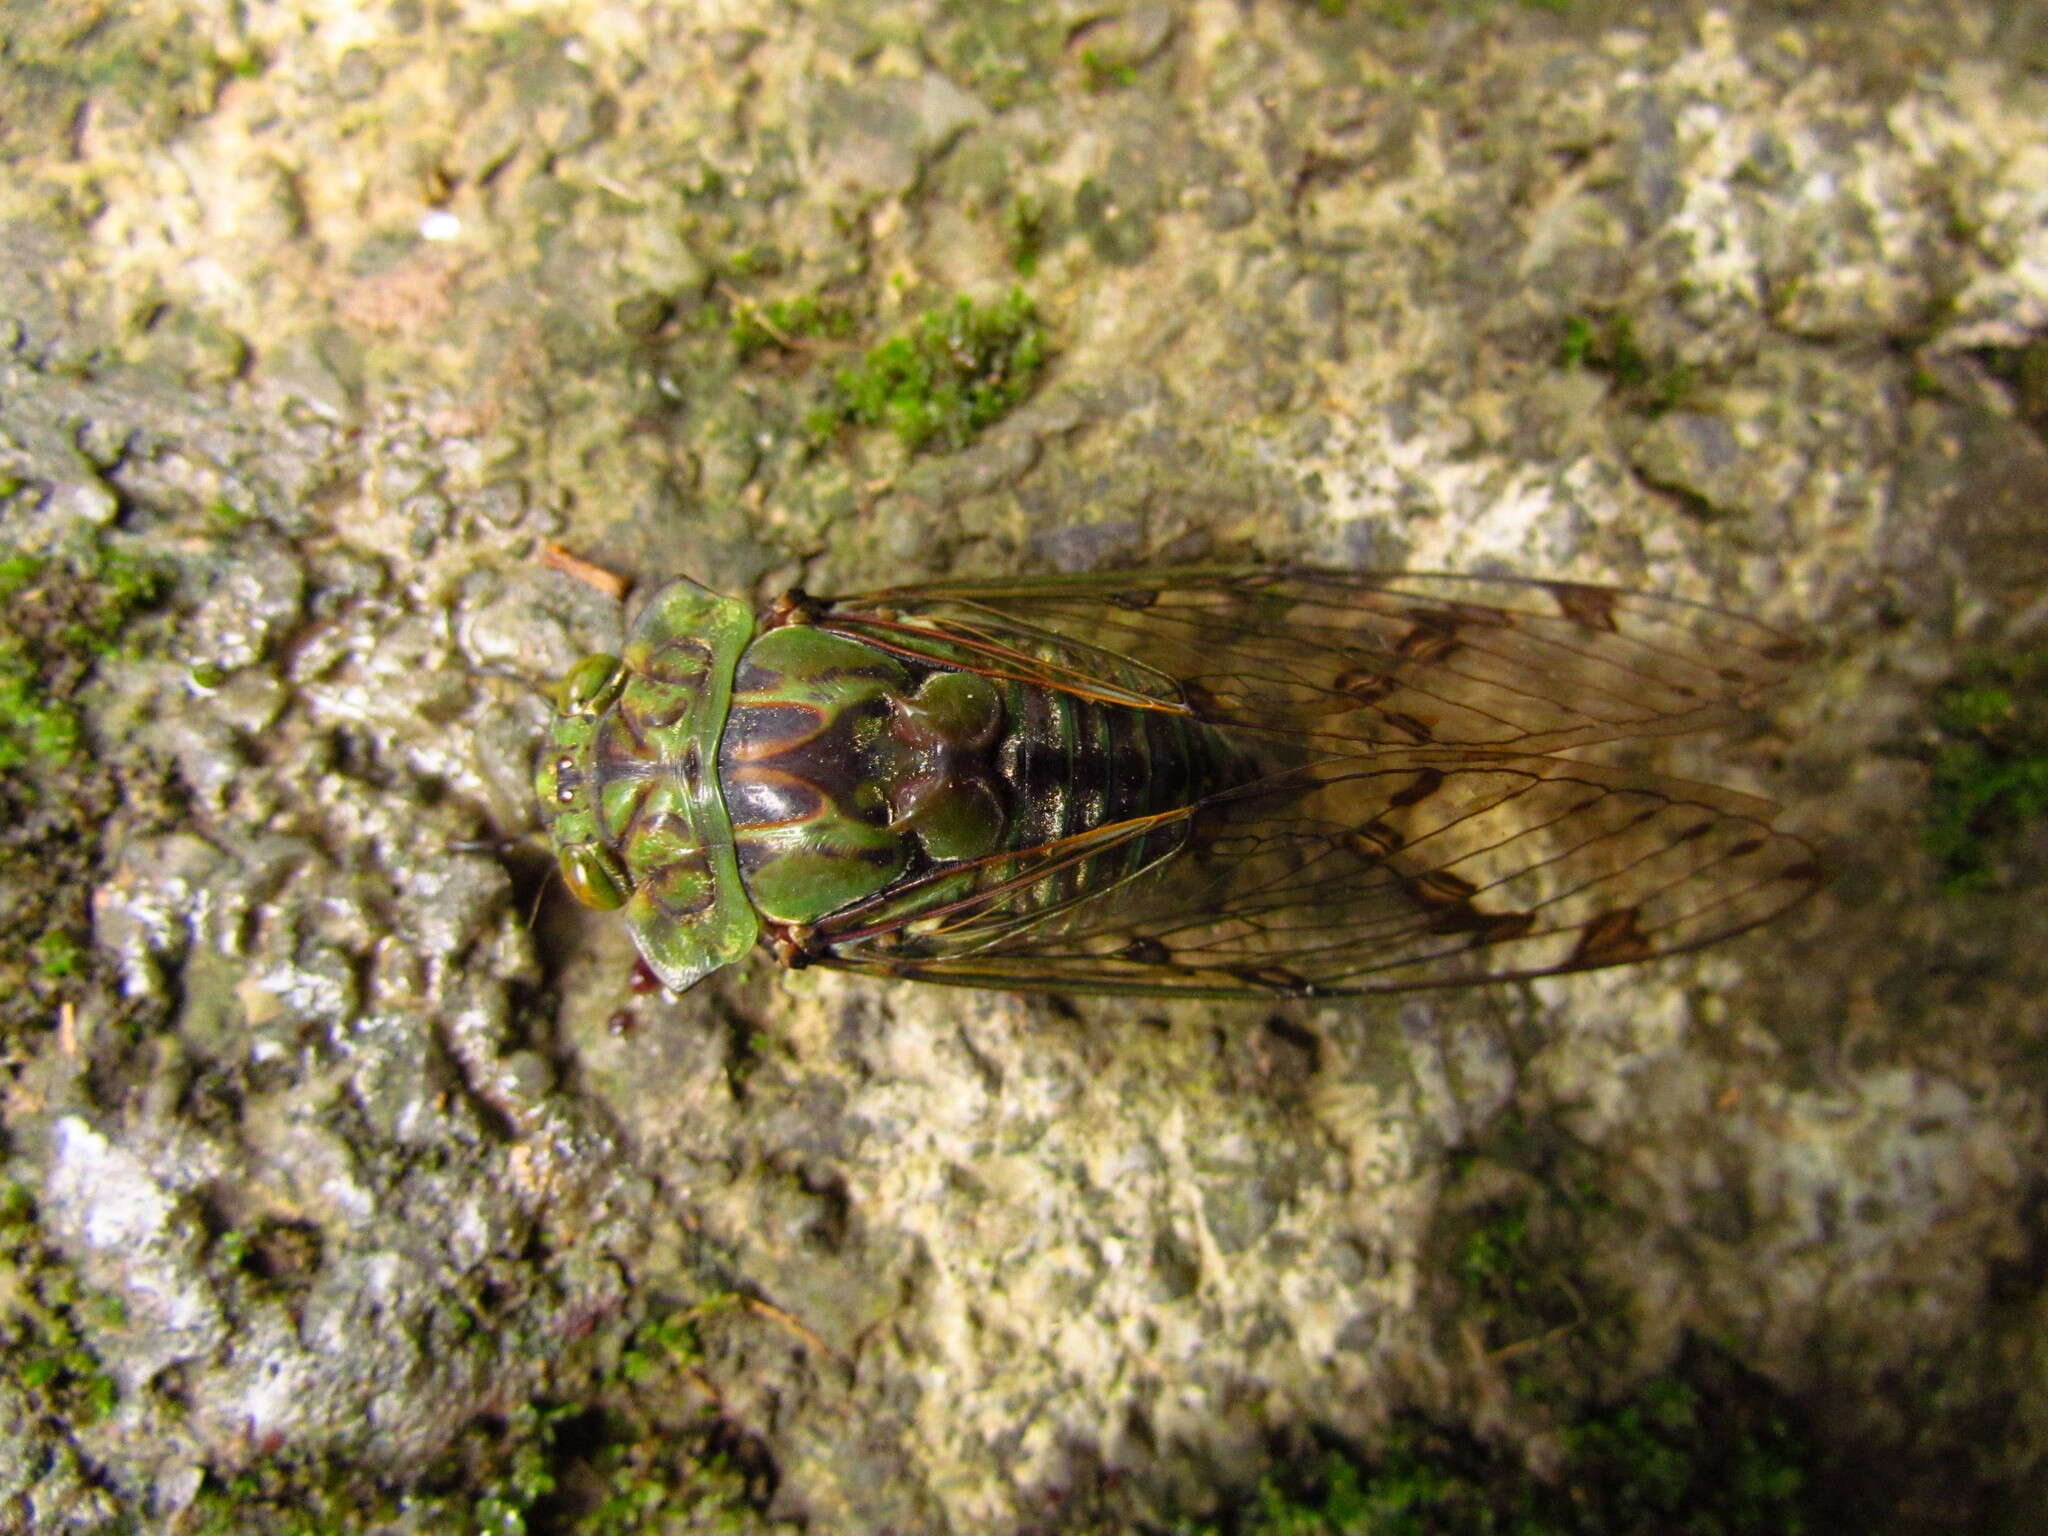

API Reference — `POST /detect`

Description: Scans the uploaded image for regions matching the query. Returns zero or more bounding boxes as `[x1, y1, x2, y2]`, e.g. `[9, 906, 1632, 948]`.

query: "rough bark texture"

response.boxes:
[1, 1, 2044, 1532]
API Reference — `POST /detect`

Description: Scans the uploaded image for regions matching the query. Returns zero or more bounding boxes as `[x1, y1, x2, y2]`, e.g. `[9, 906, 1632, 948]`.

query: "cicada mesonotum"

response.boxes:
[533, 569, 1817, 999]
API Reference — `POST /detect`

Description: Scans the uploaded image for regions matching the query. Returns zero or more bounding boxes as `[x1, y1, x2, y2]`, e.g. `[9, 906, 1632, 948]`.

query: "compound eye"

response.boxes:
[554, 654, 624, 714]
[559, 843, 630, 911]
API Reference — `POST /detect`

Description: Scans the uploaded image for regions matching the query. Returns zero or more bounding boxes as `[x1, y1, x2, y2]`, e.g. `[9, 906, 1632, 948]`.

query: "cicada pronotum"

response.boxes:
[533, 569, 1818, 1000]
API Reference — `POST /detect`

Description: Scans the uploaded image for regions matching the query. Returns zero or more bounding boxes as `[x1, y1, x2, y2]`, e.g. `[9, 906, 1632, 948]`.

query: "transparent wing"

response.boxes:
[810, 754, 1816, 998]
[792, 569, 1816, 999]
[820, 568, 1807, 752]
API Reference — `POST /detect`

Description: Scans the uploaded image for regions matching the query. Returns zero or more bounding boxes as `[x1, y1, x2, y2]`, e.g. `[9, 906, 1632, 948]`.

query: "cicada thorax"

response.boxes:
[533, 578, 762, 992]
[715, 618, 1269, 949]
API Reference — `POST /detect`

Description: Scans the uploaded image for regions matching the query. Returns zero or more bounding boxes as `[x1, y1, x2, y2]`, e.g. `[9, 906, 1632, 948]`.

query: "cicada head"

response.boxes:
[534, 577, 762, 991]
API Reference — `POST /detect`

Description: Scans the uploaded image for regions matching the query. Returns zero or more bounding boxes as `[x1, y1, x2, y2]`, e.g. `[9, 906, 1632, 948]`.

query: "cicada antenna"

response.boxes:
[468, 661, 553, 688]
[446, 836, 524, 854]
[526, 865, 556, 933]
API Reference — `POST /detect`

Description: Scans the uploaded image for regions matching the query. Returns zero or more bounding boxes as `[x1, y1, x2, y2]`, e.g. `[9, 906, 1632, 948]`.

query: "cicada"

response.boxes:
[533, 569, 1817, 1000]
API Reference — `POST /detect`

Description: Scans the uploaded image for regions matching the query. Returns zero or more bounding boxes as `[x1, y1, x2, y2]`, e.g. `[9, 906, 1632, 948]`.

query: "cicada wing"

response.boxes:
[810, 807, 1196, 956]
[810, 753, 1818, 999]
[824, 568, 1807, 754]
[798, 568, 1815, 998]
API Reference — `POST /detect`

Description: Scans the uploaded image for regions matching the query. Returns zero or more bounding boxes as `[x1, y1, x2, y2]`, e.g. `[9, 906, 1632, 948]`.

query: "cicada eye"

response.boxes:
[559, 843, 631, 911]
[555, 654, 624, 714]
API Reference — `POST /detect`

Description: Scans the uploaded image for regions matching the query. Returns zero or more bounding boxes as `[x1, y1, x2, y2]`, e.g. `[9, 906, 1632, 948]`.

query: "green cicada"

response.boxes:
[533, 569, 1817, 999]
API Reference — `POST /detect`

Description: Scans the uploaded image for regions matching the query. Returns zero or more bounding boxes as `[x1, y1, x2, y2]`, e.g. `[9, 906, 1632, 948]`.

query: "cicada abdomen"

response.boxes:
[534, 570, 1818, 999]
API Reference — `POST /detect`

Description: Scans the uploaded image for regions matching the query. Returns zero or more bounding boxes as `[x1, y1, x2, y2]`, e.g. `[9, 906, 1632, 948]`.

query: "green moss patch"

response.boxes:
[0, 1181, 122, 1430]
[0, 546, 164, 772]
[0, 540, 171, 1049]
[810, 290, 1047, 453]
[1206, 1342, 1810, 1536]
[1925, 648, 2048, 888]
[728, 293, 858, 361]
[184, 1301, 777, 1535]
[1079, 45, 1141, 91]
[1561, 313, 1696, 415]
